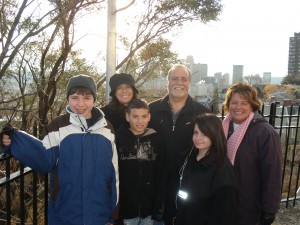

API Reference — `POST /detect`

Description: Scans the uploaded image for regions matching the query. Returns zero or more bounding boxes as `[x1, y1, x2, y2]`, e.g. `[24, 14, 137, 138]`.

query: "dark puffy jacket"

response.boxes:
[229, 112, 282, 225]
[101, 105, 129, 132]
[148, 95, 210, 224]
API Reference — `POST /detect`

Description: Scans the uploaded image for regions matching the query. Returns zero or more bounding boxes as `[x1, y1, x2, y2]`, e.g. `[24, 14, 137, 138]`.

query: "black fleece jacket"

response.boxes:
[116, 125, 165, 221]
[175, 149, 239, 225]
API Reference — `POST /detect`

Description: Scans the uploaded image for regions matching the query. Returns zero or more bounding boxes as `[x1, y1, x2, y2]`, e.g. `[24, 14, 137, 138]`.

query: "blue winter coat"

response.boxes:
[3, 106, 119, 225]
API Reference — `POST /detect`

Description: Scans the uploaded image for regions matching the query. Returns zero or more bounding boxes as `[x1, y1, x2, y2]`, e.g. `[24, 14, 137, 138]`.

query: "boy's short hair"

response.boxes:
[68, 87, 94, 99]
[127, 98, 149, 114]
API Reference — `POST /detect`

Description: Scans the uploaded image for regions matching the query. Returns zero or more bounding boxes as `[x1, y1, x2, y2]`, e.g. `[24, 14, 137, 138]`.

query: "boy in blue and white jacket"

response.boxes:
[1, 74, 119, 225]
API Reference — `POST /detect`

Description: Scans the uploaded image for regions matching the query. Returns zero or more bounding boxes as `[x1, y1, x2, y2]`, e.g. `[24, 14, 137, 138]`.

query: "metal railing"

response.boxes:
[263, 102, 300, 207]
[0, 154, 48, 225]
[0, 102, 299, 224]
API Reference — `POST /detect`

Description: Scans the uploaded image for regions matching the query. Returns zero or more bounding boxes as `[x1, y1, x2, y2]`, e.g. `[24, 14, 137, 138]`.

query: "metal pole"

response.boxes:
[106, 0, 117, 104]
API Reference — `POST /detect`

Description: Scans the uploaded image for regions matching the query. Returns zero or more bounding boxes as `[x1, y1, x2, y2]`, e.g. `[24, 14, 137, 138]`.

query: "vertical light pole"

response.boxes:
[106, 0, 116, 104]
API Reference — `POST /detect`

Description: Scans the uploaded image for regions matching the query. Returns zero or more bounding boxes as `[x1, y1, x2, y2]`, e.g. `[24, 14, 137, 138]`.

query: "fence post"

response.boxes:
[5, 156, 11, 225]
[269, 102, 277, 127]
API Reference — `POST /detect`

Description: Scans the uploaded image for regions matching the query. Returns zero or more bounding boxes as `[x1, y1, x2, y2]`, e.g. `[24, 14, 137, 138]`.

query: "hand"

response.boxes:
[260, 212, 275, 225]
[0, 123, 16, 147]
[1, 134, 11, 146]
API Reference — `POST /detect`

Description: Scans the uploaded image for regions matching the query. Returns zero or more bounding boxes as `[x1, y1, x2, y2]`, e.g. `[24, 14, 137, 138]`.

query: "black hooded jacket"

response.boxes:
[115, 125, 165, 221]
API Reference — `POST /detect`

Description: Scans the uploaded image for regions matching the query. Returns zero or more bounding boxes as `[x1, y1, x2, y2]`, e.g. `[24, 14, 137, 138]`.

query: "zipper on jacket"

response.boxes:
[137, 137, 142, 219]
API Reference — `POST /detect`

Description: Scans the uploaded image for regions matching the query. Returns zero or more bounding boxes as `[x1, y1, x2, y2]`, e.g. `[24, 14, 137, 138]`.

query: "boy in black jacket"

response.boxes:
[116, 98, 165, 225]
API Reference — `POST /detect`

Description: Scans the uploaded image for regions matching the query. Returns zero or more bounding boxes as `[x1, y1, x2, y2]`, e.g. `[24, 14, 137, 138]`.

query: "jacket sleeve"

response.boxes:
[259, 125, 282, 214]
[207, 166, 239, 225]
[111, 141, 119, 210]
[7, 130, 59, 173]
[207, 185, 239, 225]
[152, 135, 167, 221]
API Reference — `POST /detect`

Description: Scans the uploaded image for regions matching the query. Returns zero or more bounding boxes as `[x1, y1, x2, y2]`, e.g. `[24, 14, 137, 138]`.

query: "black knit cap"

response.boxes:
[109, 73, 138, 96]
[66, 74, 97, 101]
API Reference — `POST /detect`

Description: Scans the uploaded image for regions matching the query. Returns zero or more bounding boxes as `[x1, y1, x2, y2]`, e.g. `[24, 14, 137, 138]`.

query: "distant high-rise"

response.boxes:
[263, 72, 271, 84]
[186, 55, 195, 64]
[186, 63, 208, 83]
[214, 72, 223, 89]
[288, 32, 300, 76]
[232, 65, 244, 84]
[223, 73, 230, 86]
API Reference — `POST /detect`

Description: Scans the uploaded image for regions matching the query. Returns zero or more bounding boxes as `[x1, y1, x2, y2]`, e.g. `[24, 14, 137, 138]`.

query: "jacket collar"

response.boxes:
[66, 106, 106, 130]
[119, 125, 157, 138]
[158, 94, 195, 114]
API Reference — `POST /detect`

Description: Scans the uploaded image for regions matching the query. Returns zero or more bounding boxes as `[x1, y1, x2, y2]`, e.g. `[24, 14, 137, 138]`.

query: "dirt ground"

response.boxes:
[273, 202, 300, 225]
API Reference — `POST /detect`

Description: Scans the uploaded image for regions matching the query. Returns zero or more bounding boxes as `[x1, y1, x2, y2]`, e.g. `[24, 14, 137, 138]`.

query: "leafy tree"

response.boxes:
[97, 0, 223, 86]
[244, 74, 262, 85]
[119, 38, 178, 90]
[1, 0, 223, 133]
[263, 84, 279, 99]
[210, 87, 220, 114]
[0, 0, 106, 136]
[281, 74, 300, 85]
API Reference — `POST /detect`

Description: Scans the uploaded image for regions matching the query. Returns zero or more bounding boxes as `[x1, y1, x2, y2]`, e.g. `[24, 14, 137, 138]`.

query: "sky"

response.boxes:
[169, 0, 300, 78]
[76, 0, 300, 79]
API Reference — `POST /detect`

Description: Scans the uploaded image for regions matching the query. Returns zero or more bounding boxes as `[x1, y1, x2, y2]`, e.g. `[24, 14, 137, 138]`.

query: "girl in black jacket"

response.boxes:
[175, 114, 239, 225]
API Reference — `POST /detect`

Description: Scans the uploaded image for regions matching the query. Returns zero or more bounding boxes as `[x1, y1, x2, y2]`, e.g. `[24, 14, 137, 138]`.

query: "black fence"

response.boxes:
[0, 102, 299, 224]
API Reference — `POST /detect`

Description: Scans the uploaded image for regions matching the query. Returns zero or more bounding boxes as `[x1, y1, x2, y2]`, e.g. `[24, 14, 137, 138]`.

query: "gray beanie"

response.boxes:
[109, 73, 138, 96]
[66, 75, 97, 101]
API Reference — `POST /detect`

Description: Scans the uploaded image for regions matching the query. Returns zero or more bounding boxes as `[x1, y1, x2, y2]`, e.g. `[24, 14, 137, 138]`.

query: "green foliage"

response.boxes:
[158, 0, 223, 23]
[118, 38, 178, 92]
[116, 0, 223, 73]
[281, 74, 300, 85]
[210, 87, 220, 114]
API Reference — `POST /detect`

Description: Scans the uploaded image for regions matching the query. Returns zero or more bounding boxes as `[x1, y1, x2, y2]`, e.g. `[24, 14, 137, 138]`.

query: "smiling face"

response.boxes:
[167, 67, 190, 100]
[115, 84, 134, 106]
[229, 93, 253, 124]
[193, 124, 212, 154]
[68, 93, 94, 119]
[126, 108, 151, 135]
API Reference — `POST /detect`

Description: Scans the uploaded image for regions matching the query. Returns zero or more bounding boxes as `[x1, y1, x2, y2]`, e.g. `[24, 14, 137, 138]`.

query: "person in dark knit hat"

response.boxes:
[1, 74, 119, 225]
[66, 74, 97, 101]
[109, 73, 138, 97]
[101, 73, 138, 132]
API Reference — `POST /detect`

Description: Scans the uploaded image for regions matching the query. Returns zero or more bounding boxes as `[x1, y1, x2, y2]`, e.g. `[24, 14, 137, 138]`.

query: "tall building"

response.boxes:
[186, 55, 195, 64]
[232, 65, 244, 84]
[186, 63, 208, 83]
[263, 72, 271, 84]
[288, 32, 300, 76]
[214, 72, 223, 89]
[223, 73, 230, 86]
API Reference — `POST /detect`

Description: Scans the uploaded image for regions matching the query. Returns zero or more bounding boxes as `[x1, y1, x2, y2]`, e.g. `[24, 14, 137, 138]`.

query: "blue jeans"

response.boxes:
[123, 216, 164, 225]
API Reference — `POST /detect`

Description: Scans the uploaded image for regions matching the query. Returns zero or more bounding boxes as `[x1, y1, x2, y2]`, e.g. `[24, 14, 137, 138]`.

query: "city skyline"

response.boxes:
[184, 59, 284, 85]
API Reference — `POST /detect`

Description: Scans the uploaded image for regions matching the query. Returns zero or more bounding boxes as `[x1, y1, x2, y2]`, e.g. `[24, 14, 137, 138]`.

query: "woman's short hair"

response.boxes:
[223, 82, 261, 112]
